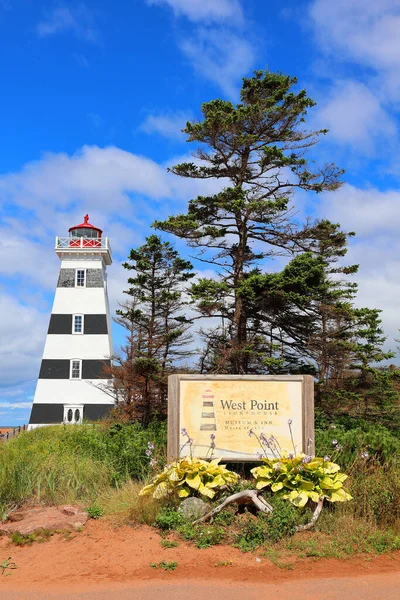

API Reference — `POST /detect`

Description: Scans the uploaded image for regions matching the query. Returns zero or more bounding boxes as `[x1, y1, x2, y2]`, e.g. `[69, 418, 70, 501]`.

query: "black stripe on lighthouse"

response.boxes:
[29, 404, 112, 424]
[48, 314, 108, 334]
[39, 359, 111, 379]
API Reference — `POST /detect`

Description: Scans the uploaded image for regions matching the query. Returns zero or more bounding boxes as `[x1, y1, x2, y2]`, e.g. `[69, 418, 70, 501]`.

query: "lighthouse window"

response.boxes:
[75, 269, 86, 287]
[70, 359, 82, 379]
[73, 314, 84, 334]
[67, 409, 73, 422]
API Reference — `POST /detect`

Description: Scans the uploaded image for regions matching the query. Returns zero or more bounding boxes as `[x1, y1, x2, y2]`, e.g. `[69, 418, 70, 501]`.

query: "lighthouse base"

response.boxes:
[28, 403, 113, 428]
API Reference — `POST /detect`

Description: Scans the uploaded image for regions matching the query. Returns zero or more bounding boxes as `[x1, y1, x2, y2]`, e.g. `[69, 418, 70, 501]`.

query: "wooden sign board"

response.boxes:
[168, 375, 314, 462]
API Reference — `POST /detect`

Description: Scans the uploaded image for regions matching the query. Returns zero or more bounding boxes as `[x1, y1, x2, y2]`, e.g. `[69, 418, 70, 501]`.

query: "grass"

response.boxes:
[0, 421, 167, 512]
[160, 539, 179, 548]
[10, 530, 53, 546]
[149, 561, 178, 571]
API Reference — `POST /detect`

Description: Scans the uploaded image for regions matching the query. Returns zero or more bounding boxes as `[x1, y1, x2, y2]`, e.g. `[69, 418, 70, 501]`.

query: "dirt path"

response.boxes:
[2, 576, 400, 600]
[1, 521, 399, 598]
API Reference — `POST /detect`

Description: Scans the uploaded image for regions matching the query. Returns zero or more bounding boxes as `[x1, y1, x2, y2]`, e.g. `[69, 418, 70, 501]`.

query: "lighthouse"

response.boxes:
[28, 215, 115, 428]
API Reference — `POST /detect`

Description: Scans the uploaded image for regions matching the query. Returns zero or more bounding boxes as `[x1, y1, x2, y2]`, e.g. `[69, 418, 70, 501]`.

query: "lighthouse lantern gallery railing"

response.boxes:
[55, 236, 111, 251]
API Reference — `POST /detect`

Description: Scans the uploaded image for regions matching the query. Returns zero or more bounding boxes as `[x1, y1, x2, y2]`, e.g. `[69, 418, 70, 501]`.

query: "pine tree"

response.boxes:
[110, 235, 194, 425]
[155, 70, 344, 373]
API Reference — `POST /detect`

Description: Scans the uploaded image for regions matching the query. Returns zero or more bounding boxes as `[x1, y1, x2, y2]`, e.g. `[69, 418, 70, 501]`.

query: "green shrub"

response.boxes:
[85, 503, 104, 519]
[235, 499, 302, 551]
[154, 507, 184, 530]
[315, 421, 400, 469]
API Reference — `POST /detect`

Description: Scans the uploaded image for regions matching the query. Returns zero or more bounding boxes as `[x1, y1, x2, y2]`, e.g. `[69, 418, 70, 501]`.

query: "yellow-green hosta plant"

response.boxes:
[251, 454, 353, 508]
[139, 456, 239, 500]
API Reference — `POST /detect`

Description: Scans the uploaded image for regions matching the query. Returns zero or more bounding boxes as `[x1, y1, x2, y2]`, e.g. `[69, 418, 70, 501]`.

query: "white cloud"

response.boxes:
[146, 0, 243, 24]
[319, 184, 400, 237]
[139, 110, 193, 140]
[0, 294, 48, 387]
[180, 28, 255, 99]
[310, 0, 400, 98]
[315, 80, 397, 152]
[36, 4, 98, 41]
[0, 402, 33, 410]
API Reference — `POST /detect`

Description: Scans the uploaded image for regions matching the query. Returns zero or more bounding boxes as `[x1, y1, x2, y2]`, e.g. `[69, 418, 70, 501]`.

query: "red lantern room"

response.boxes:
[68, 214, 102, 247]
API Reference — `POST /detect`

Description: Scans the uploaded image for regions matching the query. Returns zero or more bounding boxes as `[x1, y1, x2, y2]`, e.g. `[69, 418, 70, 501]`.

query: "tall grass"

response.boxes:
[0, 421, 166, 513]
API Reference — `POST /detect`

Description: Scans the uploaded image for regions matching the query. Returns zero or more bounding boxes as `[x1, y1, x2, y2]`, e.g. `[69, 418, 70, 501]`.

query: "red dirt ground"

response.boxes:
[1, 520, 400, 595]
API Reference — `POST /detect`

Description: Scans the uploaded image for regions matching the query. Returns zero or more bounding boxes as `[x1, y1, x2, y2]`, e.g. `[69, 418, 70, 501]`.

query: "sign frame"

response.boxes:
[168, 374, 314, 462]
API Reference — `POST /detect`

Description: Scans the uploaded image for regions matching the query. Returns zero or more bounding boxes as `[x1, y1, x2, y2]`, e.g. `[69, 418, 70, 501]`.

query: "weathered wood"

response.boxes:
[167, 375, 180, 462]
[193, 490, 273, 524]
[295, 498, 324, 532]
[302, 375, 315, 456]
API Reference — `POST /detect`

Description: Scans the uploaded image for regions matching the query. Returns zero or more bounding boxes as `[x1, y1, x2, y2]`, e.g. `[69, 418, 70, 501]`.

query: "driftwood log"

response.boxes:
[193, 490, 273, 525]
[294, 497, 324, 532]
[193, 490, 324, 532]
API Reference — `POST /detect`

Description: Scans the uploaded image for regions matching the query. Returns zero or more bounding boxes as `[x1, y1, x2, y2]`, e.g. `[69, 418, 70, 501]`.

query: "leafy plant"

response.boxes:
[154, 507, 184, 530]
[251, 454, 352, 507]
[85, 503, 104, 519]
[140, 456, 239, 500]
[1, 557, 17, 576]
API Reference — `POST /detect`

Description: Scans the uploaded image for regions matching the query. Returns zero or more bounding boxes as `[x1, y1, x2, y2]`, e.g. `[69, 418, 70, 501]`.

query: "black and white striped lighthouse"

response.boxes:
[28, 215, 114, 428]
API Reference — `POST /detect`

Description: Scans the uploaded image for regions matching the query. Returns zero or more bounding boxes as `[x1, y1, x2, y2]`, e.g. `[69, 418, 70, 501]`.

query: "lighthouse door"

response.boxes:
[63, 405, 84, 424]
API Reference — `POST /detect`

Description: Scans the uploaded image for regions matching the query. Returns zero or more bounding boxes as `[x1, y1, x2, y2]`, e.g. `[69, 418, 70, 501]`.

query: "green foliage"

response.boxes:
[177, 522, 227, 549]
[0, 422, 167, 511]
[85, 503, 104, 519]
[315, 421, 400, 469]
[113, 234, 195, 424]
[160, 539, 179, 548]
[10, 530, 52, 546]
[150, 561, 178, 571]
[318, 368, 400, 430]
[154, 507, 184, 531]
[235, 500, 300, 551]
[1, 557, 18, 576]
[212, 507, 236, 526]
[140, 456, 239, 500]
[251, 454, 352, 507]
[344, 458, 400, 527]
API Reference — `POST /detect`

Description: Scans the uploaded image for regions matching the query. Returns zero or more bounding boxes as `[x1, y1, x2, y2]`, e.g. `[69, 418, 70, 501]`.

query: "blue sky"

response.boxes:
[1, 0, 400, 425]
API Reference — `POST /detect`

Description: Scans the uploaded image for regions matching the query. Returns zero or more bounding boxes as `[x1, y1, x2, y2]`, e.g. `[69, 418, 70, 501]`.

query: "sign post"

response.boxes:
[168, 375, 314, 462]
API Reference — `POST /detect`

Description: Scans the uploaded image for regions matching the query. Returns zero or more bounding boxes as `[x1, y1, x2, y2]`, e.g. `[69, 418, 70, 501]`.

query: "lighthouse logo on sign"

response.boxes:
[28, 215, 115, 429]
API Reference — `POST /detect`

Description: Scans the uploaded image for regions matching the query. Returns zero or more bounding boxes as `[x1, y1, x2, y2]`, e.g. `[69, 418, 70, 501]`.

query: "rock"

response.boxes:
[0, 506, 89, 536]
[8, 512, 24, 522]
[59, 505, 80, 516]
[178, 497, 210, 521]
